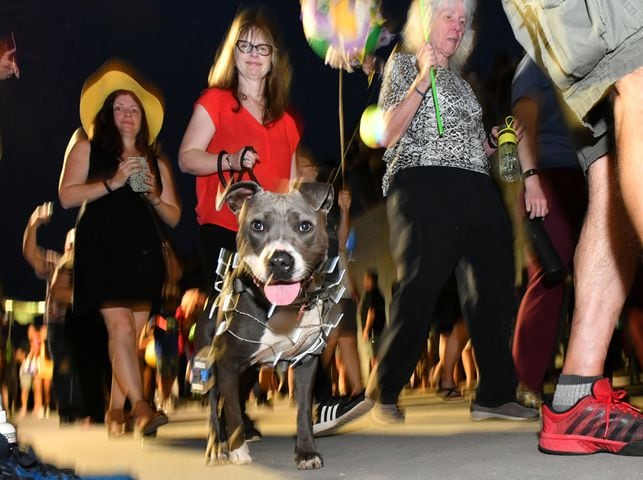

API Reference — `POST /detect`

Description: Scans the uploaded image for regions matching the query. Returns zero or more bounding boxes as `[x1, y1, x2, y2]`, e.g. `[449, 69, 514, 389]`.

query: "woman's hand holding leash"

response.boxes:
[229, 146, 259, 172]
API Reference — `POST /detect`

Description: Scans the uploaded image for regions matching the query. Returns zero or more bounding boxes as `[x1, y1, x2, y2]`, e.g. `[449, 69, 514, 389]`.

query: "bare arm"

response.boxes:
[336, 189, 351, 250]
[363, 307, 376, 340]
[483, 126, 500, 157]
[380, 78, 432, 148]
[145, 154, 181, 228]
[514, 97, 548, 218]
[0, 48, 17, 80]
[22, 203, 52, 279]
[380, 44, 435, 148]
[58, 140, 106, 208]
[178, 105, 254, 175]
[59, 139, 144, 208]
[50, 255, 73, 305]
[178, 105, 219, 175]
[289, 152, 297, 182]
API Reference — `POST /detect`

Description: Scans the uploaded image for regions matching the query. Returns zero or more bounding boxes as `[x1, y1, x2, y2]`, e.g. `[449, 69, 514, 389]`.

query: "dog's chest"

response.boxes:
[250, 300, 324, 364]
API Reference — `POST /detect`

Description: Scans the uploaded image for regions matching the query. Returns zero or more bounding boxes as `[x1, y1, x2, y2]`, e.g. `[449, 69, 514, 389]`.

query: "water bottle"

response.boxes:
[0, 395, 17, 446]
[524, 217, 566, 286]
[498, 116, 521, 182]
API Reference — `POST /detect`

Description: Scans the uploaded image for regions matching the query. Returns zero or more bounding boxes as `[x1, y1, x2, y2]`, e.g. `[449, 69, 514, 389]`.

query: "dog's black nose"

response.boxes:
[268, 250, 295, 278]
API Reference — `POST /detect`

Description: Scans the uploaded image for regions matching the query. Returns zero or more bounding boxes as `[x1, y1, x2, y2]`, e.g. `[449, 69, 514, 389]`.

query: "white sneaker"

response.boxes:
[371, 402, 405, 424]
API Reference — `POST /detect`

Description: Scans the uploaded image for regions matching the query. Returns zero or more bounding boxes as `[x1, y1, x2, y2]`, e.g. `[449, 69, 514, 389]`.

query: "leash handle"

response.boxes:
[217, 147, 261, 188]
[215, 146, 261, 212]
[216, 150, 230, 188]
[237, 146, 260, 185]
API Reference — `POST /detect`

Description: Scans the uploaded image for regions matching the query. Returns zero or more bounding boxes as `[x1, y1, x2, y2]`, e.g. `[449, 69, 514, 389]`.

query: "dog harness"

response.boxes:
[209, 249, 345, 368]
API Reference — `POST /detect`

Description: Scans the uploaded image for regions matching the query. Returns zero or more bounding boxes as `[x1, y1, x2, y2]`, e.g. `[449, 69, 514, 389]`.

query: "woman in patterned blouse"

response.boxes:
[365, 0, 538, 424]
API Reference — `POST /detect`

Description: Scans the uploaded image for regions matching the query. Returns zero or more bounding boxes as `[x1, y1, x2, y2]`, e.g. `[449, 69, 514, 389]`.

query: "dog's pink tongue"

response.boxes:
[264, 282, 301, 306]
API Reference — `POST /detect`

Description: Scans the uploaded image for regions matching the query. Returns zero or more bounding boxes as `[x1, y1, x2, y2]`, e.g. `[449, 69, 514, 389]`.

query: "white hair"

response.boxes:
[402, 0, 477, 73]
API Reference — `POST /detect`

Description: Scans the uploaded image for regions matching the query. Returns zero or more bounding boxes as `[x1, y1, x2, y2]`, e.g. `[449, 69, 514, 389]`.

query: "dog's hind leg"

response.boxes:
[293, 358, 323, 470]
[219, 361, 253, 465]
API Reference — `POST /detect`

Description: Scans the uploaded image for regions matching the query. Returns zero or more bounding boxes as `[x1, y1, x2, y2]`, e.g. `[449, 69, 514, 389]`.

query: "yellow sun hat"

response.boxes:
[79, 59, 164, 144]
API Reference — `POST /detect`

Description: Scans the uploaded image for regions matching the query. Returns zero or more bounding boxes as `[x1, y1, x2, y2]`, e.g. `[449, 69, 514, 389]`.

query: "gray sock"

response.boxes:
[551, 375, 602, 412]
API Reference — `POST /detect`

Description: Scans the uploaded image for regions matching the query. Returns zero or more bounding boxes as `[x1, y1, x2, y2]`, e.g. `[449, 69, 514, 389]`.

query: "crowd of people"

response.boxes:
[0, 0, 641, 464]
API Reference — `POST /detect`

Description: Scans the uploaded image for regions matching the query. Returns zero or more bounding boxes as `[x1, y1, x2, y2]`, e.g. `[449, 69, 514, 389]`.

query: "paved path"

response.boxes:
[13, 390, 643, 480]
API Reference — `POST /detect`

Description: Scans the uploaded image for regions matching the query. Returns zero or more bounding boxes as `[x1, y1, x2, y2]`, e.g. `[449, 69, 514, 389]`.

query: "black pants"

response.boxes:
[47, 322, 82, 418]
[368, 167, 518, 407]
[198, 223, 237, 295]
[194, 223, 237, 354]
[67, 310, 110, 422]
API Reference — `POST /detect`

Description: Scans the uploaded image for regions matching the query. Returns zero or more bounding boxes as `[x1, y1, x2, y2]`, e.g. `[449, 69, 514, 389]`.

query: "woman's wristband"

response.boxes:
[103, 179, 113, 193]
[217, 150, 233, 171]
[413, 86, 427, 98]
[487, 131, 498, 149]
[522, 168, 539, 180]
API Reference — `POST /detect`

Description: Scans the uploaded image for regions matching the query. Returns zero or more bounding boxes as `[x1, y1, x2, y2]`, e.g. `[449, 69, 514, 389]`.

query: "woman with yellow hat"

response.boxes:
[58, 60, 180, 437]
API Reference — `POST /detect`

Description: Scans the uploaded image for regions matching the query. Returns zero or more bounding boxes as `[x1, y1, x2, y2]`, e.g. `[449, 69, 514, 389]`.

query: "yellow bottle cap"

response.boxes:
[498, 116, 517, 146]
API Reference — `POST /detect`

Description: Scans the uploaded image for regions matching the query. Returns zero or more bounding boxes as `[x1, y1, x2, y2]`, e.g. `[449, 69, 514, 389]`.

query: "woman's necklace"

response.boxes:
[239, 91, 264, 107]
[239, 91, 265, 123]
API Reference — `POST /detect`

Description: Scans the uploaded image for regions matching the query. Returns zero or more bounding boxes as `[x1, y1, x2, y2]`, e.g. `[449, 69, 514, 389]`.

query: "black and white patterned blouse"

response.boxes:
[379, 52, 490, 196]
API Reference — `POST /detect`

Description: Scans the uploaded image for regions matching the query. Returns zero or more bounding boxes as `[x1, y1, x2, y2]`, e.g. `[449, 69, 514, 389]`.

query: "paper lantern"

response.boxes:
[359, 104, 385, 148]
[301, 0, 383, 72]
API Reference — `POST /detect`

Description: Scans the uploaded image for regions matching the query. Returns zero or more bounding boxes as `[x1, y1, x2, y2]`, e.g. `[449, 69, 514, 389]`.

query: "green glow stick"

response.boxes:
[430, 67, 443, 136]
[419, 0, 444, 136]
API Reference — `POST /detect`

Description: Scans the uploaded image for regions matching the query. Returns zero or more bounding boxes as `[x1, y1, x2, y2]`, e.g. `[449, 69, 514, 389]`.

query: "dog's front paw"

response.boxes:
[205, 433, 229, 465]
[295, 451, 323, 470]
[229, 442, 253, 465]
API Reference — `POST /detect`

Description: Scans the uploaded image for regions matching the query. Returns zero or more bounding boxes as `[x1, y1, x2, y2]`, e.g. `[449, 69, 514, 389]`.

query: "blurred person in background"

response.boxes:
[23, 204, 80, 424]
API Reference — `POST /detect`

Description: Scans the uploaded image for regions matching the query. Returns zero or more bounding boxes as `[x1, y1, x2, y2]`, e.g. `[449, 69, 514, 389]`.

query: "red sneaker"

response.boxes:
[539, 378, 642, 456]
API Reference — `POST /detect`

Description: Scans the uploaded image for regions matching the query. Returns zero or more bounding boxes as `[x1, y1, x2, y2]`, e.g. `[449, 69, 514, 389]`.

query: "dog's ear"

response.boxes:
[225, 181, 262, 215]
[297, 182, 334, 213]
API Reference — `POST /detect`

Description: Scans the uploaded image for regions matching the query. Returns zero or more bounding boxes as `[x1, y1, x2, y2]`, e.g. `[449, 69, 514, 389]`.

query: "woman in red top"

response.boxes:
[179, 7, 300, 292]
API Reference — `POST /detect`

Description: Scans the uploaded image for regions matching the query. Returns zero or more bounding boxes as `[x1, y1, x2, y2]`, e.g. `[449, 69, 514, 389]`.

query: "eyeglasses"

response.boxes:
[113, 105, 141, 116]
[236, 39, 273, 56]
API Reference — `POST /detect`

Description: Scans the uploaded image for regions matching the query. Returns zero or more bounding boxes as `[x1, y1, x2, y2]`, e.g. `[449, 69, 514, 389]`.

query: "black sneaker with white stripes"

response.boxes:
[313, 392, 373, 437]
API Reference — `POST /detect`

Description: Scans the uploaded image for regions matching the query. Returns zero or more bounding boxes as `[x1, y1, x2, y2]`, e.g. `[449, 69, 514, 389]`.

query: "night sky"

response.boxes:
[0, 0, 521, 301]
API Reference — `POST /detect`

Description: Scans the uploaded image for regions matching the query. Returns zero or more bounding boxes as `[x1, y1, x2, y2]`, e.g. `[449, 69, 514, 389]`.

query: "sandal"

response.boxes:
[105, 409, 128, 437]
[437, 386, 463, 401]
[132, 400, 168, 437]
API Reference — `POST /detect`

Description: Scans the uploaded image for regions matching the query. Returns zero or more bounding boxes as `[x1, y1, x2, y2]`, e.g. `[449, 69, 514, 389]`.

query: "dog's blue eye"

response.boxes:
[251, 220, 264, 231]
[299, 221, 313, 233]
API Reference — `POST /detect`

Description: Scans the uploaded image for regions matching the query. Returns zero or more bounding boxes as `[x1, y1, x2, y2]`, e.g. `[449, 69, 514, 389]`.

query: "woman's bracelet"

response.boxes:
[103, 179, 113, 193]
[413, 86, 427, 98]
[487, 131, 498, 149]
[218, 150, 233, 171]
[522, 168, 539, 180]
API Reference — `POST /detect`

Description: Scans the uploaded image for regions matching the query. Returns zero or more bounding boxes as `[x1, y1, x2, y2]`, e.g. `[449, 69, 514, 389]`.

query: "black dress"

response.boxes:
[73, 145, 164, 314]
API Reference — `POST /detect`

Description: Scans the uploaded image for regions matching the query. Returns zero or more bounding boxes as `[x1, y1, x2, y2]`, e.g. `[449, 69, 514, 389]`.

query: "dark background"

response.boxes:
[0, 0, 521, 301]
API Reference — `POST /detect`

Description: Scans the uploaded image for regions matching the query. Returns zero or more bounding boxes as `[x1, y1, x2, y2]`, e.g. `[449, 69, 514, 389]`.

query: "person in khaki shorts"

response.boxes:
[502, 0, 643, 456]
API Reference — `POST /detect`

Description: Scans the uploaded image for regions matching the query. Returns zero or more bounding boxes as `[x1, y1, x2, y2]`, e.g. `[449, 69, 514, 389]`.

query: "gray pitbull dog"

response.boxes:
[204, 180, 341, 469]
